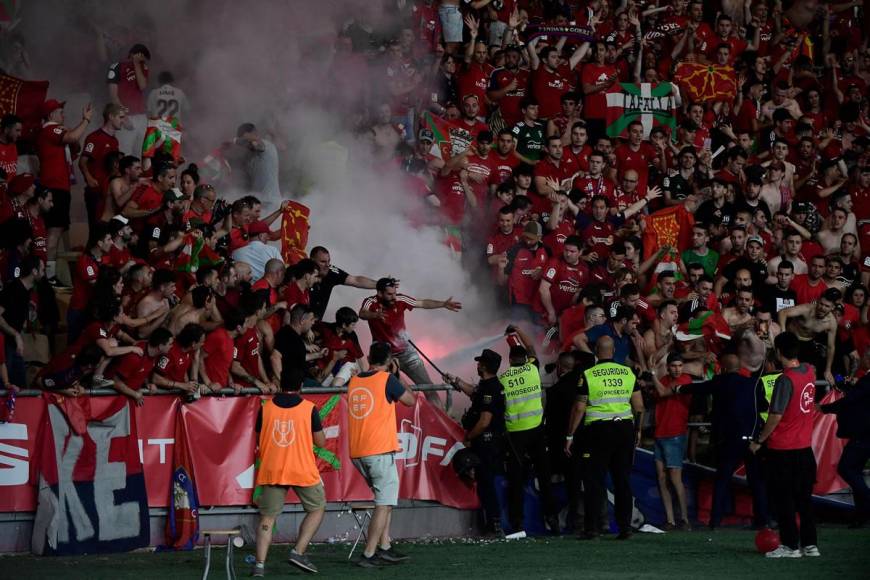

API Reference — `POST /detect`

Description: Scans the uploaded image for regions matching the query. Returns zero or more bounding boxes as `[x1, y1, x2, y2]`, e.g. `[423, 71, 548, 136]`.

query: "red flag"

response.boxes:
[280, 199, 310, 265]
[811, 389, 849, 495]
[641, 204, 695, 260]
[673, 62, 737, 102]
[163, 408, 200, 550]
[0, 73, 49, 144]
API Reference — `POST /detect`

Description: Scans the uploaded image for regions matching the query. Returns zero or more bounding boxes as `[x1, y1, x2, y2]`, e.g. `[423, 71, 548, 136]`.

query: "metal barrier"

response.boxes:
[0, 383, 454, 398]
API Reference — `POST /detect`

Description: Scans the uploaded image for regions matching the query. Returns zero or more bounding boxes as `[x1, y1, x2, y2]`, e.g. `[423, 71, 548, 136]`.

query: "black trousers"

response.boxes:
[711, 438, 769, 528]
[581, 420, 635, 534]
[838, 438, 870, 521]
[504, 425, 557, 531]
[766, 447, 817, 549]
[471, 438, 504, 529]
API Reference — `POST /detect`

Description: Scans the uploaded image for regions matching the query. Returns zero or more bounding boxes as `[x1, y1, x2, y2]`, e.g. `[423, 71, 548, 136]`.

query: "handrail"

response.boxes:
[0, 383, 455, 398]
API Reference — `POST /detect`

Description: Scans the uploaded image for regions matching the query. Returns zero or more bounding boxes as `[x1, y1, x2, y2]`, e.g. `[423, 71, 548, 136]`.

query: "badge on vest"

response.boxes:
[272, 419, 296, 447]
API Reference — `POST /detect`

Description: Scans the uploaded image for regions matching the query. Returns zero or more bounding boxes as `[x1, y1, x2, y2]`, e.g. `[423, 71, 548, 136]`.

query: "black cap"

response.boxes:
[509, 345, 528, 360]
[474, 348, 502, 372]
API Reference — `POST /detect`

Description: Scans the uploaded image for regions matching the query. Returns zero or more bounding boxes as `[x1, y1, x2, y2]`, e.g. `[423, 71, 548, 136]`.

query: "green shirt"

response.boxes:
[511, 121, 545, 162]
[681, 248, 720, 278]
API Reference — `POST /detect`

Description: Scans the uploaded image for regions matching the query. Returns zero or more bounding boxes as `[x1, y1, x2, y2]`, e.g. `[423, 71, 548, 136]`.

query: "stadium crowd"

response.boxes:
[0, 0, 868, 563]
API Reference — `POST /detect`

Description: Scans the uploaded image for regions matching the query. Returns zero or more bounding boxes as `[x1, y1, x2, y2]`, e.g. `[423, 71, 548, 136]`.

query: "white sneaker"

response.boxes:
[505, 530, 527, 540]
[765, 546, 802, 558]
[802, 545, 821, 557]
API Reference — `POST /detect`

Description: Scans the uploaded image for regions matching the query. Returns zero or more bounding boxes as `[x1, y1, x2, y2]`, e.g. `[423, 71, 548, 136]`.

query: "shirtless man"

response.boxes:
[753, 306, 781, 353]
[168, 286, 222, 335]
[102, 155, 143, 222]
[644, 299, 678, 373]
[722, 287, 755, 333]
[777, 287, 841, 385]
[135, 268, 176, 337]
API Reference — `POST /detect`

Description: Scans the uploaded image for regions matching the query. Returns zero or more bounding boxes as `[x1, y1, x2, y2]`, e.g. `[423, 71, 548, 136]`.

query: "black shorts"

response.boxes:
[43, 188, 71, 229]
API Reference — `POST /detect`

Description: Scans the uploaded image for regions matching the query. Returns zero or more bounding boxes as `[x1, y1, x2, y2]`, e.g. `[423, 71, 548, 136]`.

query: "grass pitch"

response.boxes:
[3, 525, 868, 579]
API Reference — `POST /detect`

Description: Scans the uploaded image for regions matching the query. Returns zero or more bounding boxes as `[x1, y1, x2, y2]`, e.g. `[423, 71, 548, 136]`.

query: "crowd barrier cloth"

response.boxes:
[0, 392, 478, 523]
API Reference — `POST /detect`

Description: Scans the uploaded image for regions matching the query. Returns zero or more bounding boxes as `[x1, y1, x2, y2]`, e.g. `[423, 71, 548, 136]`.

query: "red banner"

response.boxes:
[0, 392, 477, 512]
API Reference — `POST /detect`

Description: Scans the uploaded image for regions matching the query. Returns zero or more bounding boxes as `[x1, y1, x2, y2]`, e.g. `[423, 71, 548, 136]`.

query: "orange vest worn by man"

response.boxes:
[346, 341, 415, 568]
[253, 369, 326, 575]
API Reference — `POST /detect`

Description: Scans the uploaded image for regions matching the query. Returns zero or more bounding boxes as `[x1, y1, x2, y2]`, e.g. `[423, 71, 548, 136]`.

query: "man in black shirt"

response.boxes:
[0, 255, 43, 386]
[759, 260, 797, 314]
[443, 348, 506, 533]
[273, 304, 321, 385]
[721, 235, 769, 288]
[309, 246, 378, 319]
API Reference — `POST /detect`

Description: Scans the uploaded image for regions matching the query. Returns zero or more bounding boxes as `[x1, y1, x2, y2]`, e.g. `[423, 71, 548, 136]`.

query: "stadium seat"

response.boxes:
[201, 528, 241, 580]
[345, 502, 375, 559]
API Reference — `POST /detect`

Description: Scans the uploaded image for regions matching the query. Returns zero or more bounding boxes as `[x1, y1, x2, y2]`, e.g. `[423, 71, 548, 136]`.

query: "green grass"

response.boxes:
[2, 526, 868, 579]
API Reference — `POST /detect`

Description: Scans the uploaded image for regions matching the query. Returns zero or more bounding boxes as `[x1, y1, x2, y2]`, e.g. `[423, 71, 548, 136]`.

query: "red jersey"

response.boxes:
[435, 171, 467, 225]
[361, 293, 417, 354]
[542, 217, 576, 257]
[534, 155, 578, 216]
[614, 142, 657, 192]
[767, 364, 816, 450]
[487, 226, 522, 259]
[573, 174, 616, 204]
[791, 275, 826, 305]
[0, 142, 17, 178]
[52, 322, 118, 371]
[655, 374, 693, 438]
[535, 256, 589, 316]
[507, 245, 548, 306]
[36, 123, 71, 191]
[582, 220, 617, 259]
[106, 342, 156, 391]
[490, 151, 520, 185]
[851, 184, 870, 221]
[580, 63, 618, 119]
[564, 144, 592, 173]
[465, 152, 498, 207]
[155, 342, 193, 382]
[69, 252, 100, 310]
[24, 211, 47, 261]
[228, 225, 250, 252]
[283, 282, 310, 309]
[233, 327, 262, 387]
[82, 128, 119, 191]
[559, 304, 587, 351]
[490, 67, 530, 126]
[107, 60, 148, 114]
[706, 36, 747, 63]
[532, 65, 572, 119]
[103, 244, 135, 270]
[202, 328, 234, 387]
[457, 62, 495, 116]
[319, 322, 364, 364]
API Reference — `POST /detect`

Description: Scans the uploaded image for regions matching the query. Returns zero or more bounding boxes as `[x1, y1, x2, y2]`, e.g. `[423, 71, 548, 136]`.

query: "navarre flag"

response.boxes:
[641, 204, 694, 260]
[605, 82, 677, 140]
[280, 199, 310, 266]
[31, 396, 150, 555]
[0, 73, 49, 144]
[142, 116, 182, 160]
[162, 409, 200, 551]
[421, 111, 474, 159]
[673, 62, 737, 102]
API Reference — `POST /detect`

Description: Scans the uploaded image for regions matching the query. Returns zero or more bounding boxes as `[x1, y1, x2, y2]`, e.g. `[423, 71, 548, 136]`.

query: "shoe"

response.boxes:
[765, 546, 802, 558]
[545, 515, 561, 535]
[288, 551, 318, 573]
[251, 563, 265, 577]
[616, 530, 632, 540]
[504, 530, 527, 540]
[377, 547, 409, 563]
[801, 545, 821, 557]
[356, 553, 385, 568]
[678, 520, 692, 532]
[663, 522, 676, 531]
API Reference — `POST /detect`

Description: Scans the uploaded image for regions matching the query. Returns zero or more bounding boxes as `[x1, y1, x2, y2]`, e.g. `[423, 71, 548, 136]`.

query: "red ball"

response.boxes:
[755, 528, 780, 553]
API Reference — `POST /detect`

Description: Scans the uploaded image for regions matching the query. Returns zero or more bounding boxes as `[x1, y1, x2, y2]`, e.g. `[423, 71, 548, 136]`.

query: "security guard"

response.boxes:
[498, 327, 559, 538]
[565, 336, 644, 540]
[759, 370, 782, 422]
[443, 348, 506, 534]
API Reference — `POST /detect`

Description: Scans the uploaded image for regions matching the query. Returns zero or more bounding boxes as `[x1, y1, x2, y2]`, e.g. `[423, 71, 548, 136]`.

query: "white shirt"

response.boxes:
[232, 240, 281, 281]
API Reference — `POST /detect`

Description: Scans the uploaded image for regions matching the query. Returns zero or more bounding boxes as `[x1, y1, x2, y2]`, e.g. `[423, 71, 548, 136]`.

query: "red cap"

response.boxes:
[8, 173, 35, 196]
[248, 221, 270, 236]
[41, 99, 65, 118]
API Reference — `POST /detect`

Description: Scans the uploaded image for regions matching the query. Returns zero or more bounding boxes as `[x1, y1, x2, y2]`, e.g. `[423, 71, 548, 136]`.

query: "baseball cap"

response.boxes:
[111, 214, 130, 225]
[248, 220, 270, 236]
[40, 99, 65, 118]
[523, 220, 542, 237]
[8, 173, 35, 196]
[418, 128, 434, 143]
[163, 188, 184, 203]
[747, 235, 764, 247]
[474, 348, 502, 372]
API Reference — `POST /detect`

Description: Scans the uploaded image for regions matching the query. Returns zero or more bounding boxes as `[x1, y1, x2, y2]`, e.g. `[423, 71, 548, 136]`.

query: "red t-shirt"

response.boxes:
[202, 328, 234, 387]
[0, 142, 18, 178]
[573, 174, 616, 204]
[767, 364, 816, 450]
[228, 225, 250, 252]
[283, 282, 310, 309]
[614, 142, 657, 192]
[490, 67, 530, 126]
[233, 327, 262, 387]
[655, 374, 693, 438]
[435, 171, 467, 225]
[564, 144, 592, 173]
[82, 128, 119, 191]
[319, 322, 364, 364]
[107, 60, 148, 114]
[465, 152, 498, 207]
[580, 63, 618, 119]
[457, 62, 494, 116]
[25, 212, 47, 261]
[582, 220, 616, 259]
[490, 151, 520, 185]
[69, 252, 100, 310]
[155, 342, 193, 382]
[36, 123, 70, 190]
[542, 217, 576, 257]
[107, 342, 156, 391]
[535, 257, 590, 316]
[791, 275, 826, 305]
[361, 293, 418, 353]
[559, 304, 587, 351]
[507, 245, 548, 306]
[534, 155, 579, 216]
[532, 65, 572, 119]
[52, 322, 118, 371]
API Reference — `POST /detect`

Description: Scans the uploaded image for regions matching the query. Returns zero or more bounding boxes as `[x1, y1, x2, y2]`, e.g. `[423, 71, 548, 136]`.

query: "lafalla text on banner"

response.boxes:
[605, 82, 677, 140]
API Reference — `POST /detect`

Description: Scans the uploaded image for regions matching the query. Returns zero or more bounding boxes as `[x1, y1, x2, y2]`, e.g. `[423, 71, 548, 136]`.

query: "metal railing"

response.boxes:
[0, 383, 454, 398]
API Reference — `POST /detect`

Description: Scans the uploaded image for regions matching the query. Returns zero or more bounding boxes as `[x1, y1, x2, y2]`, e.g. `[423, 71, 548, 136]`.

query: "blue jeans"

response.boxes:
[4, 338, 25, 387]
[711, 438, 768, 528]
[66, 308, 87, 344]
[438, 4, 463, 43]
